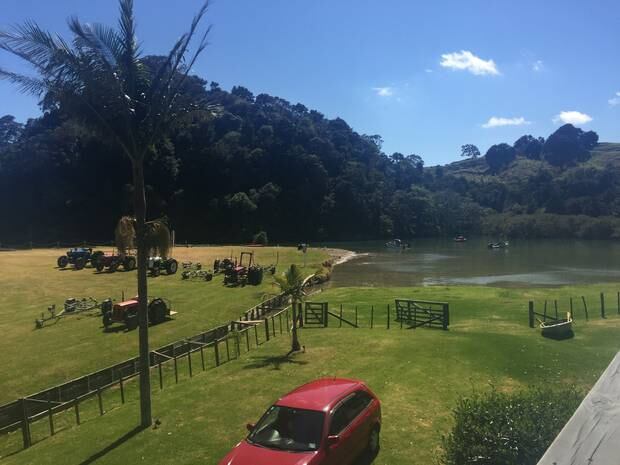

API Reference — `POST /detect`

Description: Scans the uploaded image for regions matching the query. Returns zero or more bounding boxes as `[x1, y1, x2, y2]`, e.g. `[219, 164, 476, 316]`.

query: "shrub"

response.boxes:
[442, 387, 582, 465]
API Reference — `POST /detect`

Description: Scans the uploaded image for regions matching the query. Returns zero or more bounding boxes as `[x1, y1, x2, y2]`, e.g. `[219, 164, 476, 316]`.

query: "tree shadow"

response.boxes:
[78, 425, 145, 465]
[243, 352, 309, 371]
[353, 451, 378, 465]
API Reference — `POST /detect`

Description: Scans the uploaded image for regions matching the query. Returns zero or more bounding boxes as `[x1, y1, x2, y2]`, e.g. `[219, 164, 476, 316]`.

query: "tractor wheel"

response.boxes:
[96, 261, 105, 272]
[90, 251, 104, 268]
[109, 262, 119, 273]
[124, 313, 138, 330]
[102, 311, 112, 328]
[166, 259, 178, 275]
[57, 256, 68, 268]
[151, 267, 160, 277]
[148, 298, 168, 324]
[74, 257, 86, 270]
[123, 256, 136, 271]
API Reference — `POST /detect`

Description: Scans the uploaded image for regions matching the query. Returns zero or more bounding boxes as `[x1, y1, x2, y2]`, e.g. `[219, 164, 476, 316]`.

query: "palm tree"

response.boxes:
[0, 0, 213, 427]
[273, 264, 305, 353]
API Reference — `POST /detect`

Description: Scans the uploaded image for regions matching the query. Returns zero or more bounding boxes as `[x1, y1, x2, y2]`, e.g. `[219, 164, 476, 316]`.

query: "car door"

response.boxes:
[324, 392, 373, 465]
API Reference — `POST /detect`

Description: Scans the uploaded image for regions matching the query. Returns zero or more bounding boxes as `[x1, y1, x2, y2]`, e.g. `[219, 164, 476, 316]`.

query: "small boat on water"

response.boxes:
[488, 241, 509, 249]
[540, 313, 573, 339]
[385, 239, 409, 250]
[454, 235, 467, 242]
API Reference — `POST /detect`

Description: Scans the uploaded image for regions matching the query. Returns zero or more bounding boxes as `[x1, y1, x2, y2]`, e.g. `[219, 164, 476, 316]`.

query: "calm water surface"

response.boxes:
[325, 239, 620, 288]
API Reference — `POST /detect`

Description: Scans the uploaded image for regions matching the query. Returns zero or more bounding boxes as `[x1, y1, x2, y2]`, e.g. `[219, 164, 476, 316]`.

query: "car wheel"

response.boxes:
[57, 256, 68, 268]
[367, 426, 380, 457]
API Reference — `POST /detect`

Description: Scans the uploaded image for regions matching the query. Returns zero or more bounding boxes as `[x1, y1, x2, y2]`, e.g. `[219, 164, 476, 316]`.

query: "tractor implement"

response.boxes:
[35, 297, 112, 329]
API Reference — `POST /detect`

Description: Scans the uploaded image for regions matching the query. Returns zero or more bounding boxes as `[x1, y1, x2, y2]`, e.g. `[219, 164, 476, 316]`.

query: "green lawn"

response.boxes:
[0, 246, 329, 404]
[1, 283, 619, 464]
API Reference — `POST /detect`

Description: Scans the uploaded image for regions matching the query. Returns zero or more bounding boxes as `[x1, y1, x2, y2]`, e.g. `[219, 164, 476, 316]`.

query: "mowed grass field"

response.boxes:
[1, 280, 619, 464]
[0, 246, 329, 404]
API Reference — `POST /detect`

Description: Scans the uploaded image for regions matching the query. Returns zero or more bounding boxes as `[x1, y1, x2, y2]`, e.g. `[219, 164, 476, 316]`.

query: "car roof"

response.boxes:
[275, 378, 365, 412]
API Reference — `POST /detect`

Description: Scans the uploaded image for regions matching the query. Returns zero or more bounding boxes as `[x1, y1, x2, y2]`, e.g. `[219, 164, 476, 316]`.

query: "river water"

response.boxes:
[325, 239, 620, 288]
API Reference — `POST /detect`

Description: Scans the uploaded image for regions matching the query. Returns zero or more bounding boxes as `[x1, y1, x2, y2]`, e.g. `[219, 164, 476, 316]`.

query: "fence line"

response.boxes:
[0, 300, 292, 451]
[528, 291, 620, 328]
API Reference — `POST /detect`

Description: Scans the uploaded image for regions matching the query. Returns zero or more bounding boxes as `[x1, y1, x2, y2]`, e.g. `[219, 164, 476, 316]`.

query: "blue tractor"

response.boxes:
[57, 247, 104, 270]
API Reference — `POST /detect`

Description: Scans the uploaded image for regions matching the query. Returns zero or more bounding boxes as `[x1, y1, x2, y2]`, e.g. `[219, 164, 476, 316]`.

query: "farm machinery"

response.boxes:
[94, 253, 136, 272]
[181, 262, 213, 281]
[102, 297, 174, 331]
[221, 252, 275, 286]
[35, 297, 112, 329]
[147, 256, 178, 277]
[57, 248, 104, 270]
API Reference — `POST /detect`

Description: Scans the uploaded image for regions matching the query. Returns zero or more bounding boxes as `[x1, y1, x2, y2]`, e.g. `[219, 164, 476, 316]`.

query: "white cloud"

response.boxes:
[440, 50, 499, 76]
[553, 111, 592, 125]
[482, 116, 531, 128]
[609, 92, 620, 106]
[424, 68, 433, 73]
[373, 87, 393, 97]
[532, 60, 544, 72]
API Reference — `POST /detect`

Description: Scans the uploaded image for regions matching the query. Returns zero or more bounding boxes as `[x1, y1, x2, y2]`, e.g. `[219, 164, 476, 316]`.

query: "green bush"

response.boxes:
[442, 387, 582, 465]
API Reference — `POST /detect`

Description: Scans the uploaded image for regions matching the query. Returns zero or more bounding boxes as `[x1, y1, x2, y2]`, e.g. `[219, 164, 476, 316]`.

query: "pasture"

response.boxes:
[1, 269, 619, 463]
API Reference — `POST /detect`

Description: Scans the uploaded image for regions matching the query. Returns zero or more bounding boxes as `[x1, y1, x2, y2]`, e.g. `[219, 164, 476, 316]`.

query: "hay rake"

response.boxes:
[35, 297, 112, 329]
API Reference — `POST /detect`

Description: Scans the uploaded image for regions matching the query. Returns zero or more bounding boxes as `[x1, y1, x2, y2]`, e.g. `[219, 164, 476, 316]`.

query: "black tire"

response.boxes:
[90, 251, 104, 268]
[367, 425, 380, 457]
[57, 256, 68, 268]
[96, 261, 105, 272]
[74, 257, 86, 270]
[125, 313, 138, 330]
[166, 259, 178, 275]
[109, 262, 119, 273]
[123, 256, 136, 271]
[151, 267, 160, 277]
[148, 298, 168, 324]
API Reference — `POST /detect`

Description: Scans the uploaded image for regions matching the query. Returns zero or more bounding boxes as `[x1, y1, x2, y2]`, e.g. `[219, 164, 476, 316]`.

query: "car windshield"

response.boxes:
[248, 405, 324, 452]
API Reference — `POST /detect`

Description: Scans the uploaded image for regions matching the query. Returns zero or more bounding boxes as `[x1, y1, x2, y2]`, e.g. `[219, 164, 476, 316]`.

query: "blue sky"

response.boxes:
[1, 0, 619, 165]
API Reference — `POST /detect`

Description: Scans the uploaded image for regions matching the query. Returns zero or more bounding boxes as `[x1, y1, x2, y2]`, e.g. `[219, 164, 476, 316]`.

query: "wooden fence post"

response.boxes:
[158, 361, 163, 390]
[442, 304, 449, 330]
[371, 306, 374, 329]
[543, 300, 547, 320]
[582, 296, 589, 320]
[119, 376, 125, 404]
[200, 346, 206, 371]
[214, 341, 220, 366]
[97, 387, 104, 416]
[554, 300, 558, 319]
[570, 297, 574, 319]
[279, 313, 283, 334]
[272, 316, 276, 337]
[264, 319, 270, 341]
[173, 355, 179, 383]
[19, 399, 31, 449]
[617, 291, 620, 315]
[339, 304, 343, 328]
[600, 293, 606, 319]
[225, 337, 230, 361]
[254, 324, 260, 345]
[528, 301, 534, 328]
[245, 330, 250, 352]
[74, 397, 80, 425]
[187, 349, 193, 377]
[47, 398, 54, 436]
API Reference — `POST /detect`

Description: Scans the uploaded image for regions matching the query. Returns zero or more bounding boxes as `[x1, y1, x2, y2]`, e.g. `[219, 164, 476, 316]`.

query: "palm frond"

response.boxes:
[0, 67, 47, 95]
[68, 17, 122, 68]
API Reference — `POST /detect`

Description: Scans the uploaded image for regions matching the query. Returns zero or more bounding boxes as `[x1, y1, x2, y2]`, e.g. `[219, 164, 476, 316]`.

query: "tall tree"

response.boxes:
[461, 144, 480, 159]
[0, 0, 213, 427]
[485, 143, 516, 173]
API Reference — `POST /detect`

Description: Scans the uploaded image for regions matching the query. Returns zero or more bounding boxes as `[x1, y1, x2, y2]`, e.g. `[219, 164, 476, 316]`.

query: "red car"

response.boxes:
[218, 378, 381, 465]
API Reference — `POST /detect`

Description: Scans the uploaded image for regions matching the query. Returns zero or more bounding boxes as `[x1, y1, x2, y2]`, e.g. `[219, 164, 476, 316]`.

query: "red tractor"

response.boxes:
[94, 253, 136, 272]
[102, 297, 173, 331]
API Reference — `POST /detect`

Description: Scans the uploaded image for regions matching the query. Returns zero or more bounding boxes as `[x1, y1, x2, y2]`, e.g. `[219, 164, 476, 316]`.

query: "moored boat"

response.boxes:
[488, 241, 509, 249]
[454, 235, 467, 242]
[386, 239, 409, 250]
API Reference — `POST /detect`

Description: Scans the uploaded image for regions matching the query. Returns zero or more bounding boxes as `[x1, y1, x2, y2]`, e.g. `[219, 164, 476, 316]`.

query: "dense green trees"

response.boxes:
[0, 76, 617, 242]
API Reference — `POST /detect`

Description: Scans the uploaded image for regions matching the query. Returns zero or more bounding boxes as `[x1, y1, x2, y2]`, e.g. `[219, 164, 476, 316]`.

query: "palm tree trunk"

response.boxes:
[132, 158, 152, 427]
[291, 299, 301, 352]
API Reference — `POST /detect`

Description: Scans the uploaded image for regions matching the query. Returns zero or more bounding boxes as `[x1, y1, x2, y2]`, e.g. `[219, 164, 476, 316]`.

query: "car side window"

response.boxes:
[329, 391, 373, 435]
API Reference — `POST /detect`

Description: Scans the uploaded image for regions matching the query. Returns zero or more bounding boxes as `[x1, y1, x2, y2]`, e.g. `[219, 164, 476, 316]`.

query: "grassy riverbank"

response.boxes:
[2, 282, 619, 464]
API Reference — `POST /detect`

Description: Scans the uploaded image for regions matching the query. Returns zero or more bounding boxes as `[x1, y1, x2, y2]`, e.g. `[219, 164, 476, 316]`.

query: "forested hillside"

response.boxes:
[1, 64, 619, 243]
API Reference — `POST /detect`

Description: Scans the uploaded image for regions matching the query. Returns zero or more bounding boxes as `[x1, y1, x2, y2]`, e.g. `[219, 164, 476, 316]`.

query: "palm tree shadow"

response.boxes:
[78, 425, 145, 465]
[243, 352, 309, 371]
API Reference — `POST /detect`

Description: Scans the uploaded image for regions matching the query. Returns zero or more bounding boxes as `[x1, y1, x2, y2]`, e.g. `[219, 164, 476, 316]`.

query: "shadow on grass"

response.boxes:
[78, 425, 145, 465]
[243, 352, 309, 371]
[353, 450, 378, 465]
